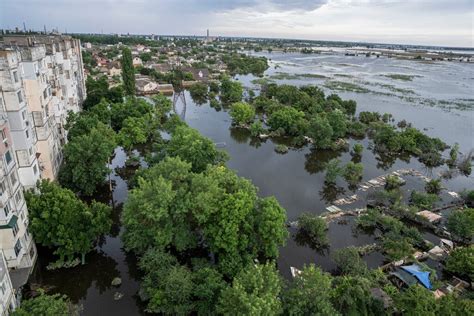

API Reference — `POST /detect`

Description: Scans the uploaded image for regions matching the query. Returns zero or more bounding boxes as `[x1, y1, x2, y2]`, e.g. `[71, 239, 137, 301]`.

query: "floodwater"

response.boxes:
[27, 52, 473, 314]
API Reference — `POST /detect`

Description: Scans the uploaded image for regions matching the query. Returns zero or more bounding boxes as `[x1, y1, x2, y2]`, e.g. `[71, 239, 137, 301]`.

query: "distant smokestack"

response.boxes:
[207, 29, 209, 38]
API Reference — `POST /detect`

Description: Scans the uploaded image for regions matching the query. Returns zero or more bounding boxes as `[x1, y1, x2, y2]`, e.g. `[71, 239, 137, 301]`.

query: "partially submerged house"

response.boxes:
[136, 78, 157, 94]
[389, 264, 433, 290]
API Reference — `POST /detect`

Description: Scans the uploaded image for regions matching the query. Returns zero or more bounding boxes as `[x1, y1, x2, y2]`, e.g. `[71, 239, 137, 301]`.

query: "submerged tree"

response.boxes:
[122, 156, 288, 277]
[59, 122, 116, 196]
[229, 102, 255, 126]
[165, 125, 228, 172]
[12, 291, 79, 316]
[283, 264, 337, 315]
[295, 213, 329, 249]
[25, 180, 111, 264]
[217, 263, 282, 315]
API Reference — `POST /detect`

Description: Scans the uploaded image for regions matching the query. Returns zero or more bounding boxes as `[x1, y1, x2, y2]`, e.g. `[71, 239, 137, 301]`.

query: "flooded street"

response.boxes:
[28, 52, 473, 314]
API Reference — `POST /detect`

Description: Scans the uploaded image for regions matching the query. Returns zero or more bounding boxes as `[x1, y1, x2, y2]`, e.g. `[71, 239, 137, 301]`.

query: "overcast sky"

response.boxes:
[1, 0, 473, 47]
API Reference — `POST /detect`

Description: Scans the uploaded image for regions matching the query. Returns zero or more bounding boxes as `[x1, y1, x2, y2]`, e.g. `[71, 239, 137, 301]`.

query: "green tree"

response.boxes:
[230, 102, 255, 126]
[117, 116, 151, 152]
[283, 264, 338, 316]
[12, 291, 78, 316]
[59, 123, 116, 196]
[166, 125, 228, 172]
[250, 121, 265, 137]
[385, 175, 404, 190]
[139, 52, 152, 62]
[343, 162, 364, 186]
[267, 106, 306, 136]
[121, 47, 135, 95]
[394, 285, 437, 316]
[148, 265, 194, 315]
[189, 82, 208, 104]
[193, 267, 227, 315]
[217, 263, 282, 315]
[308, 115, 333, 149]
[410, 191, 439, 209]
[332, 247, 368, 276]
[352, 143, 364, 157]
[220, 77, 243, 103]
[327, 109, 348, 139]
[445, 246, 474, 280]
[325, 158, 342, 184]
[296, 213, 329, 249]
[123, 157, 288, 277]
[447, 208, 474, 241]
[436, 293, 474, 315]
[331, 276, 382, 316]
[25, 180, 111, 264]
[447, 143, 459, 167]
[425, 179, 442, 195]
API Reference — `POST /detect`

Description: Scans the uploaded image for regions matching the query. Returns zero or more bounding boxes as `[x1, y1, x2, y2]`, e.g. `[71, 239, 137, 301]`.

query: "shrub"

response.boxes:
[343, 162, 364, 186]
[296, 213, 329, 249]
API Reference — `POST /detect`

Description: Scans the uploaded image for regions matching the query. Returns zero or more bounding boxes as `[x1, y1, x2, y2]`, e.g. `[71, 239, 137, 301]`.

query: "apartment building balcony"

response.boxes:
[0, 69, 23, 92]
[19, 46, 46, 62]
[7, 238, 37, 290]
[31, 111, 46, 127]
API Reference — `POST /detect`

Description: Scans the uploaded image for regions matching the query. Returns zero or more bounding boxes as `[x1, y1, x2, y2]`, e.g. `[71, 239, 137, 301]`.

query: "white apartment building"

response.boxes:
[0, 251, 16, 315]
[0, 49, 40, 189]
[2, 35, 86, 181]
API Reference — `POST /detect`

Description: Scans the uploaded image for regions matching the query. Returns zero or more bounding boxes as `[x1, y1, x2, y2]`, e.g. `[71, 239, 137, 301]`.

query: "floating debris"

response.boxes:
[290, 267, 302, 278]
[111, 277, 122, 287]
[114, 292, 124, 301]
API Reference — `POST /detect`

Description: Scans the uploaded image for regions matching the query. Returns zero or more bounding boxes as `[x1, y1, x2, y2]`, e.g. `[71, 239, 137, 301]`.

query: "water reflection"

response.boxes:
[30, 247, 120, 303]
[304, 147, 343, 174]
[319, 183, 346, 204]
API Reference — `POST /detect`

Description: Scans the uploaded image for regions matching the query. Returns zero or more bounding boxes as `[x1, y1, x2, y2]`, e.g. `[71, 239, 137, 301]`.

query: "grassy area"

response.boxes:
[251, 77, 275, 85]
[323, 80, 370, 93]
[382, 73, 422, 81]
[269, 72, 327, 80]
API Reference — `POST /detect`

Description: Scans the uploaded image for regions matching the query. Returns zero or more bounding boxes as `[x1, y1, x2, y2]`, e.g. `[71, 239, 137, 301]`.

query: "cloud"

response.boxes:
[0, 0, 472, 46]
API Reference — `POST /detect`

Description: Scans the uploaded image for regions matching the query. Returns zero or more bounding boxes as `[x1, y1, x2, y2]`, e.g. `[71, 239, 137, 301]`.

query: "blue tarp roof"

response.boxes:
[401, 264, 432, 290]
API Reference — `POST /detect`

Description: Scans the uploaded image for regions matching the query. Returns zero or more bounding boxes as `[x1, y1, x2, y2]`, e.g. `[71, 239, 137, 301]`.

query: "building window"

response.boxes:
[17, 91, 23, 103]
[33, 164, 38, 175]
[15, 190, 22, 204]
[14, 239, 22, 257]
[25, 130, 29, 139]
[12, 222, 19, 237]
[0, 129, 6, 140]
[10, 172, 17, 187]
[3, 202, 10, 217]
[0, 282, 6, 296]
[13, 71, 18, 83]
[43, 89, 47, 100]
[0, 181, 5, 196]
[30, 245, 35, 259]
[5, 150, 12, 165]
[22, 111, 26, 120]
